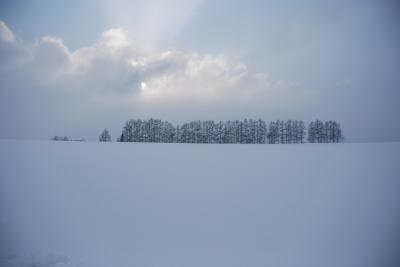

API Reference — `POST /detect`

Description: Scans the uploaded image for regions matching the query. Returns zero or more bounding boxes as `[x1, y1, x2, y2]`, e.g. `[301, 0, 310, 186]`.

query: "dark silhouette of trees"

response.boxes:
[99, 128, 112, 142]
[117, 118, 343, 144]
[51, 136, 69, 141]
[308, 120, 344, 143]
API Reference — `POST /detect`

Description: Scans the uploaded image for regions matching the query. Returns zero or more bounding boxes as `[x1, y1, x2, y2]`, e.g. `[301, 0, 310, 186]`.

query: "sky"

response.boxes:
[0, 0, 399, 142]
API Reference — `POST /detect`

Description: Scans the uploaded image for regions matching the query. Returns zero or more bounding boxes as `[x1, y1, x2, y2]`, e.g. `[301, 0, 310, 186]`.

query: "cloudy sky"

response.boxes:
[0, 0, 399, 142]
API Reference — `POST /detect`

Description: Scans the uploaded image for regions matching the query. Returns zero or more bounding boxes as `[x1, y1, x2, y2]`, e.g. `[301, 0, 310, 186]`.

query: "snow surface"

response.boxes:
[1, 140, 400, 267]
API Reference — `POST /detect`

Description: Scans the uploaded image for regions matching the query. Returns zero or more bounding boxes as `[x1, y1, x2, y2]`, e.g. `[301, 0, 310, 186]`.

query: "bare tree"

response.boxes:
[99, 128, 112, 142]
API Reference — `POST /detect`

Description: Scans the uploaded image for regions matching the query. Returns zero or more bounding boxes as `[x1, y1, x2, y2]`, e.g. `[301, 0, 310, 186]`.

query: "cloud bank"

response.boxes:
[0, 20, 312, 140]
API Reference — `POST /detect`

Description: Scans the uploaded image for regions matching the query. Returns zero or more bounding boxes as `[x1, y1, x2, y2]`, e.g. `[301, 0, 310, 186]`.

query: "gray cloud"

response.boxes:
[0, 20, 312, 140]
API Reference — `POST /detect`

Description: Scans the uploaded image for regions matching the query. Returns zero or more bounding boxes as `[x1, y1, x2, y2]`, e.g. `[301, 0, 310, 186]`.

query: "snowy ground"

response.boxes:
[1, 140, 400, 267]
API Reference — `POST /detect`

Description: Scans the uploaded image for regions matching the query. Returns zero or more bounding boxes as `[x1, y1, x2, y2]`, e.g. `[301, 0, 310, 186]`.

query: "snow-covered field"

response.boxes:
[1, 140, 399, 267]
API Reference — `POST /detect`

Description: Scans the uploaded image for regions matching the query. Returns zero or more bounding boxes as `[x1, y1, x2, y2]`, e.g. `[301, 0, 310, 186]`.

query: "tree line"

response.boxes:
[51, 136, 86, 142]
[99, 119, 343, 144]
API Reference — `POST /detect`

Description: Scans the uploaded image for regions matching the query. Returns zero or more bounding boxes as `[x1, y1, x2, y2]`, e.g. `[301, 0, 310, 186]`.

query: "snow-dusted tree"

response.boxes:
[117, 133, 124, 142]
[257, 119, 267, 144]
[307, 121, 316, 143]
[99, 128, 111, 142]
[175, 125, 181, 143]
[331, 121, 344, 142]
[285, 120, 292, 143]
[298, 120, 305, 143]
[204, 120, 215, 143]
[316, 120, 325, 143]
[267, 121, 278, 144]
[308, 120, 343, 143]
[278, 120, 285, 144]
[161, 121, 175, 143]
[52, 136, 69, 141]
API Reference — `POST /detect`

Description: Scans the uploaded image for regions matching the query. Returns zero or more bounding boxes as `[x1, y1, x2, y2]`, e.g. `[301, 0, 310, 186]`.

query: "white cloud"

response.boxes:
[101, 28, 129, 50]
[30, 37, 71, 82]
[0, 20, 15, 43]
[0, 20, 313, 139]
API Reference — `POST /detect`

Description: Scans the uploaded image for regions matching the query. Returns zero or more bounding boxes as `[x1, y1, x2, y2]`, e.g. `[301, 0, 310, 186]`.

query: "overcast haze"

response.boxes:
[0, 0, 399, 142]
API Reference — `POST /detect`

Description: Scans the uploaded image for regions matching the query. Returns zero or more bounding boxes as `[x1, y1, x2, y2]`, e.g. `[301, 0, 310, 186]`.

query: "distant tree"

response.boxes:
[298, 120, 306, 143]
[175, 125, 181, 143]
[307, 121, 316, 143]
[117, 133, 124, 142]
[279, 120, 285, 144]
[308, 120, 344, 143]
[51, 136, 69, 141]
[257, 119, 267, 144]
[99, 128, 112, 142]
[315, 120, 324, 143]
[331, 121, 344, 143]
[267, 121, 278, 144]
